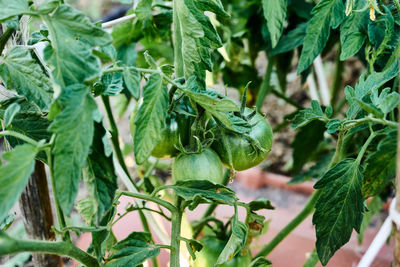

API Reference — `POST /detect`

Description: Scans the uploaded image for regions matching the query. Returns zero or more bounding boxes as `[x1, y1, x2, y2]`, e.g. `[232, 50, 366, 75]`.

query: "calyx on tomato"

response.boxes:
[211, 107, 273, 171]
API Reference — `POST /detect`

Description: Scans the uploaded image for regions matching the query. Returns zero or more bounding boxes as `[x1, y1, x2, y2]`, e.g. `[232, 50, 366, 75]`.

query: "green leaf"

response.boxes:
[362, 131, 396, 198]
[346, 62, 399, 118]
[292, 120, 326, 174]
[297, 0, 345, 73]
[105, 232, 160, 267]
[48, 5, 112, 46]
[173, 0, 228, 80]
[354, 98, 384, 118]
[4, 102, 20, 127]
[371, 87, 399, 116]
[169, 180, 238, 210]
[134, 73, 168, 164]
[184, 238, 203, 260]
[262, 0, 287, 48]
[76, 197, 97, 225]
[290, 100, 326, 129]
[0, 46, 53, 110]
[99, 72, 124, 96]
[49, 84, 97, 215]
[326, 119, 341, 134]
[249, 257, 273, 267]
[270, 22, 307, 56]
[0, 0, 30, 22]
[216, 211, 248, 265]
[0, 144, 37, 222]
[340, 0, 368, 60]
[313, 159, 364, 265]
[248, 198, 275, 211]
[123, 67, 141, 99]
[43, 4, 111, 87]
[358, 197, 382, 244]
[0, 98, 51, 156]
[36, 0, 60, 14]
[87, 122, 118, 223]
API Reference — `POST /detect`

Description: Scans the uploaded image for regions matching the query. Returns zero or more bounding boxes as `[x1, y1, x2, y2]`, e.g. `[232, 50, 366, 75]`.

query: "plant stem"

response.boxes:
[255, 190, 322, 258]
[0, 232, 99, 267]
[254, 131, 346, 258]
[46, 146, 70, 241]
[102, 13, 137, 29]
[0, 27, 14, 55]
[355, 130, 376, 164]
[117, 190, 177, 212]
[331, 45, 344, 107]
[0, 130, 39, 147]
[256, 57, 275, 112]
[139, 209, 160, 267]
[101, 95, 137, 188]
[170, 197, 183, 267]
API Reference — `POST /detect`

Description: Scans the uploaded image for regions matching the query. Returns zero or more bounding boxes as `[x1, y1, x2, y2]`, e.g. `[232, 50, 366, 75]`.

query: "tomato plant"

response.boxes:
[0, 0, 399, 266]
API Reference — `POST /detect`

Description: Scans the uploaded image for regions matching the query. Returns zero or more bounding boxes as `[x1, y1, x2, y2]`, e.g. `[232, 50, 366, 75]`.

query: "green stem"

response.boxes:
[0, 130, 39, 147]
[103, 66, 159, 75]
[139, 209, 160, 267]
[117, 190, 177, 212]
[0, 27, 14, 56]
[331, 45, 344, 107]
[255, 131, 346, 258]
[101, 95, 137, 188]
[343, 116, 398, 130]
[255, 190, 322, 258]
[0, 232, 99, 267]
[256, 57, 275, 112]
[356, 130, 376, 164]
[170, 197, 183, 267]
[45, 146, 70, 241]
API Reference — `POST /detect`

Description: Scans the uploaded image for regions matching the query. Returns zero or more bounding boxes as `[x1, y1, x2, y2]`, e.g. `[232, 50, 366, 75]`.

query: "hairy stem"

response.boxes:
[331, 45, 344, 107]
[170, 197, 183, 267]
[0, 232, 99, 267]
[46, 146, 70, 241]
[117, 190, 177, 212]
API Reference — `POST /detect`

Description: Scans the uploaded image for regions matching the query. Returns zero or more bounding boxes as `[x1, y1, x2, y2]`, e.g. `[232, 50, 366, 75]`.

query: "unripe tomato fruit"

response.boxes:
[150, 112, 190, 158]
[130, 103, 190, 158]
[212, 108, 273, 171]
[193, 236, 252, 267]
[172, 148, 224, 184]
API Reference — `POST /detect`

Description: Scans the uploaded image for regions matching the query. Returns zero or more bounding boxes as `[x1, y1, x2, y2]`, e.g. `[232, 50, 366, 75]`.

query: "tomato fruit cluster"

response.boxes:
[132, 101, 272, 181]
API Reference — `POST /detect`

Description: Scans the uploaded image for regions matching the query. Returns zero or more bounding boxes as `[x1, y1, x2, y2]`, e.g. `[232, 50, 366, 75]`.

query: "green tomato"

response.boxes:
[130, 104, 190, 158]
[212, 108, 273, 171]
[172, 148, 224, 184]
[194, 236, 252, 267]
[151, 112, 190, 158]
